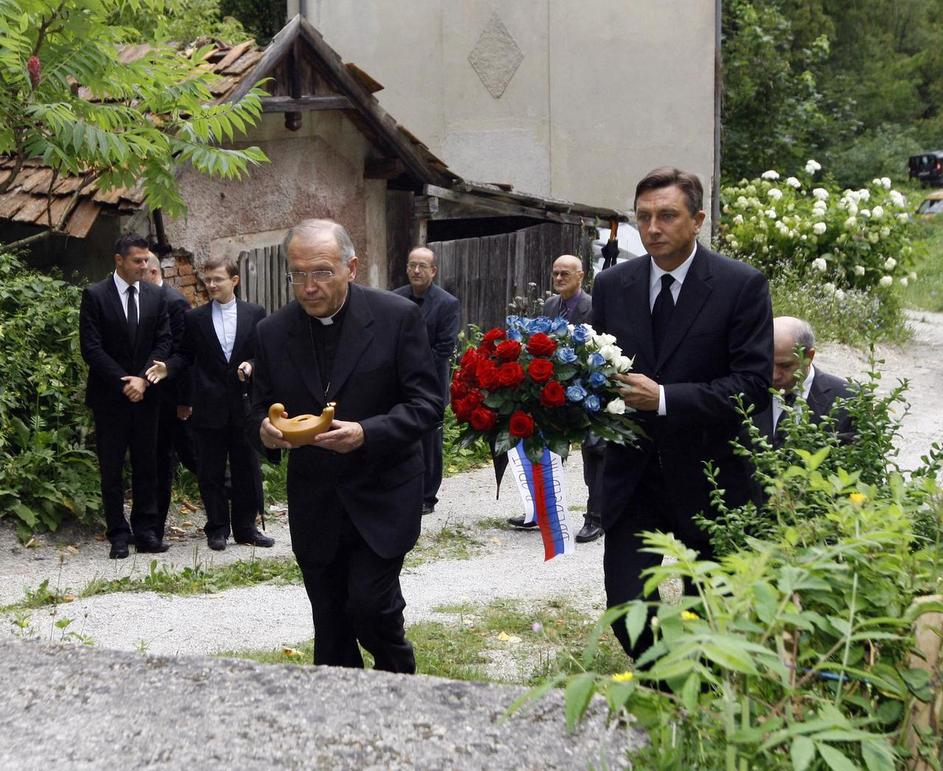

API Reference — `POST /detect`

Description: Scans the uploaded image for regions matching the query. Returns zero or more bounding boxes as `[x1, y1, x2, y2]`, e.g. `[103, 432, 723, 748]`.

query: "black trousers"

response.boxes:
[155, 400, 198, 538]
[292, 499, 415, 673]
[603, 458, 713, 657]
[193, 423, 262, 540]
[92, 400, 160, 545]
[581, 440, 606, 520]
[421, 425, 443, 507]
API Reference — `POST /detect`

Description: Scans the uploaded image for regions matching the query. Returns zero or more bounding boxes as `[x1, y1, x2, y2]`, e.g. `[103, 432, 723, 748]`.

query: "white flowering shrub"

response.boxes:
[717, 162, 914, 293]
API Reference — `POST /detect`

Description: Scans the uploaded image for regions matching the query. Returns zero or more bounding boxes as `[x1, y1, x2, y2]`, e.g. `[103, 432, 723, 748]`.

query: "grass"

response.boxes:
[404, 522, 485, 569]
[904, 218, 943, 312]
[217, 596, 628, 686]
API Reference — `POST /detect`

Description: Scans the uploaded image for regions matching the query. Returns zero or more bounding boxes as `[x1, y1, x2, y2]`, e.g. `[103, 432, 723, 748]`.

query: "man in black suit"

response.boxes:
[753, 316, 854, 446]
[592, 167, 773, 657]
[143, 252, 197, 539]
[151, 255, 270, 551]
[252, 219, 441, 673]
[79, 234, 173, 559]
[393, 246, 460, 514]
[507, 254, 605, 542]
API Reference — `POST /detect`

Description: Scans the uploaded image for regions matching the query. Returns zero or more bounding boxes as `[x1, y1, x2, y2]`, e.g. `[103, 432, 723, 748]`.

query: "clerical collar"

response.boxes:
[312, 289, 350, 326]
[215, 296, 236, 309]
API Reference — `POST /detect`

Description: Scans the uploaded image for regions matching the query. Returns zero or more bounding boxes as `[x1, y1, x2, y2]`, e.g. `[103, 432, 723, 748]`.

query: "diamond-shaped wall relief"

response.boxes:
[468, 14, 524, 99]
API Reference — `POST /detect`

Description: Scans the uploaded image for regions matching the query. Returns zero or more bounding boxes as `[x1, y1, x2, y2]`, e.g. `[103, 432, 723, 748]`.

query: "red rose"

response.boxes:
[451, 377, 469, 401]
[508, 410, 535, 438]
[497, 362, 525, 388]
[528, 358, 555, 383]
[469, 406, 497, 431]
[476, 359, 500, 390]
[465, 390, 484, 409]
[452, 396, 473, 422]
[539, 381, 566, 408]
[526, 332, 557, 357]
[495, 340, 522, 362]
[460, 348, 480, 369]
[479, 327, 506, 353]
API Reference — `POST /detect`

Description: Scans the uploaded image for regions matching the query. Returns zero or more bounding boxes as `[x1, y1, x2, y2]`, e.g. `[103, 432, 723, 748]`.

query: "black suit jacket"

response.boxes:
[155, 283, 191, 406]
[753, 367, 855, 445]
[79, 275, 172, 409]
[544, 290, 592, 324]
[174, 299, 266, 430]
[249, 284, 443, 560]
[591, 244, 773, 529]
[392, 283, 460, 398]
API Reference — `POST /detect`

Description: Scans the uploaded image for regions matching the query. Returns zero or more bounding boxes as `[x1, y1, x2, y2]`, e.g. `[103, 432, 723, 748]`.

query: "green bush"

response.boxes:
[717, 163, 916, 294]
[0, 254, 100, 539]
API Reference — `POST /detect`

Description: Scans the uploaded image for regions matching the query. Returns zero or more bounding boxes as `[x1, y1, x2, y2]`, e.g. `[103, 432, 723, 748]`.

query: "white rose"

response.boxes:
[812, 257, 827, 272]
[786, 176, 801, 189]
[805, 159, 822, 174]
[884, 257, 897, 270]
[733, 214, 744, 225]
[592, 333, 617, 348]
[605, 398, 626, 415]
[599, 344, 620, 362]
[812, 187, 829, 201]
[881, 177, 892, 189]
[761, 170, 780, 180]
[767, 188, 783, 200]
[899, 277, 909, 287]
[879, 275, 893, 288]
[854, 265, 866, 276]
[813, 222, 827, 235]
[614, 355, 633, 373]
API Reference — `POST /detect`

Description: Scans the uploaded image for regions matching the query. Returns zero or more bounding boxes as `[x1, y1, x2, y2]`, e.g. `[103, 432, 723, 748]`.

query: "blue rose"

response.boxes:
[506, 314, 523, 330]
[556, 347, 577, 364]
[589, 371, 607, 388]
[525, 316, 552, 334]
[571, 325, 591, 345]
[507, 327, 522, 342]
[584, 394, 601, 412]
[588, 352, 606, 368]
[566, 383, 587, 402]
[550, 316, 569, 335]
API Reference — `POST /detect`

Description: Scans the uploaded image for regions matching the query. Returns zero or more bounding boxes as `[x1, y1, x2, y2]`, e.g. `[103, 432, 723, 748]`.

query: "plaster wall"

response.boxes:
[165, 111, 387, 286]
[293, 1, 717, 221]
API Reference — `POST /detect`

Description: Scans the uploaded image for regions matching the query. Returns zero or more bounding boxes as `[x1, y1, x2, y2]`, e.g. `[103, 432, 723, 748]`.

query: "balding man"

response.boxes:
[393, 246, 460, 515]
[507, 254, 604, 542]
[753, 316, 854, 446]
[250, 220, 442, 673]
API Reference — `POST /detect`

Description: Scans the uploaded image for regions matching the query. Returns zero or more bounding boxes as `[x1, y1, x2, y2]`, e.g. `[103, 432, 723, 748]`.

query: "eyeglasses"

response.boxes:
[287, 270, 336, 285]
[552, 270, 575, 278]
[202, 276, 232, 286]
[407, 262, 433, 272]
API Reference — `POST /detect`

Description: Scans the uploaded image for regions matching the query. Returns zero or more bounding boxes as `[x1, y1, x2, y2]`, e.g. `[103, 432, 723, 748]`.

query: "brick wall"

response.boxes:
[160, 249, 208, 306]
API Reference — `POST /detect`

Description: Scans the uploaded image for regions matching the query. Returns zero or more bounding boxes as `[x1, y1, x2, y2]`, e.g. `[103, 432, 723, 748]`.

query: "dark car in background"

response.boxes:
[909, 151, 943, 186]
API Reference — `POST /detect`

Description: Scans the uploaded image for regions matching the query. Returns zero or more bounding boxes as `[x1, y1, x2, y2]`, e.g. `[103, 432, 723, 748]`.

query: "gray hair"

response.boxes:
[793, 319, 816, 352]
[282, 219, 356, 264]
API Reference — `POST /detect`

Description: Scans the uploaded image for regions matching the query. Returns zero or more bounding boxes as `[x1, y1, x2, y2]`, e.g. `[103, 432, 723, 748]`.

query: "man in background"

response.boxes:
[393, 246, 460, 515]
[80, 234, 172, 559]
[507, 253, 604, 542]
[753, 316, 854, 446]
[143, 251, 197, 539]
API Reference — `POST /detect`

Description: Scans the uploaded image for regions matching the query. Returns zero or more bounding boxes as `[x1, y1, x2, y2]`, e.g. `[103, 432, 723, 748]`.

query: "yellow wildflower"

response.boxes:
[849, 492, 867, 506]
[681, 611, 700, 622]
[611, 671, 635, 683]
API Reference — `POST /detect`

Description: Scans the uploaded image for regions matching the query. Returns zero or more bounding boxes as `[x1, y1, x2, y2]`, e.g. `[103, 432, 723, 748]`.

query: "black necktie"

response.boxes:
[651, 274, 675, 359]
[773, 392, 797, 445]
[127, 285, 138, 343]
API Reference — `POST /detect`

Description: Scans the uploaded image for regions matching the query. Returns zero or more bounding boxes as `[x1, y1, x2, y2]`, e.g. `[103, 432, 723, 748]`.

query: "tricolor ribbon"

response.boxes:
[507, 441, 575, 560]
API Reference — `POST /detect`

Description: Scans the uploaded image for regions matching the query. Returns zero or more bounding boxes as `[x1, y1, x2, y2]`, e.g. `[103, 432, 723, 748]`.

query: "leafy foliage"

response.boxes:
[0, 253, 100, 538]
[0, 0, 268, 232]
[113, 0, 249, 46]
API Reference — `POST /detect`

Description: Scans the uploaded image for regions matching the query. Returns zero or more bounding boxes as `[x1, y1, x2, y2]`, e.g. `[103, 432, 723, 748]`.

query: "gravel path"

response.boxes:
[3, 310, 941, 661]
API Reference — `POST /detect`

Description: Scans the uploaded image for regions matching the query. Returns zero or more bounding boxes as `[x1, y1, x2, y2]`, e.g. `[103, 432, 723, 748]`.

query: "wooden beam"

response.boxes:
[364, 158, 407, 180]
[226, 14, 301, 104]
[261, 95, 352, 112]
[424, 185, 596, 226]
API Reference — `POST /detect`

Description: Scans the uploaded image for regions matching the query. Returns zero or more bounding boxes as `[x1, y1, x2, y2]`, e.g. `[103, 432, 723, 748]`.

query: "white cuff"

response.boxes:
[657, 385, 667, 416]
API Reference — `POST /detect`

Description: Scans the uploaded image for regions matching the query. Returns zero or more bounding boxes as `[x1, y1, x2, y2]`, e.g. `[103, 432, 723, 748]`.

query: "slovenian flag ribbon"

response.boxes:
[507, 441, 575, 560]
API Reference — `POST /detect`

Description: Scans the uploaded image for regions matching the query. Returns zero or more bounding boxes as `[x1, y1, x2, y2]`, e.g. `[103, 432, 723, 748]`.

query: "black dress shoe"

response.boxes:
[507, 515, 538, 529]
[235, 530, 274, 548]
[109, 541, 129, 560]
[575, 521, 603, 543]
[207, 534, 227, 551]
[135, 536, 170, 554]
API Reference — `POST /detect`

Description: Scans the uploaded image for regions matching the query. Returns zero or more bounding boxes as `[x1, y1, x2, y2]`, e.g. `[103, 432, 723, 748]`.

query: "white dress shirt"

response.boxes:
[650, 244, 697, 416]
[212, 297, 238, 362]
[113, 272, 140, 321]
[772, 364, 816, 430]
